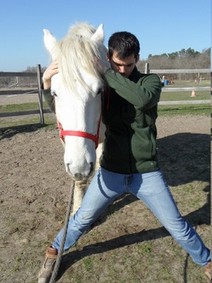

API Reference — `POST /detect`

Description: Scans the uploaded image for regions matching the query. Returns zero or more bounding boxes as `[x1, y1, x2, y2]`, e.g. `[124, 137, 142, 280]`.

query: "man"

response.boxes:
[38, 31, 211, 283]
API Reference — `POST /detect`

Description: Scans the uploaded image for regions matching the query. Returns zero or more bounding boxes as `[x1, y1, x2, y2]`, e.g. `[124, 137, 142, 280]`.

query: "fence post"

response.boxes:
[145, 63, 150, 74]
[37, 64, 44, 125]
[209, 69, 212, 225]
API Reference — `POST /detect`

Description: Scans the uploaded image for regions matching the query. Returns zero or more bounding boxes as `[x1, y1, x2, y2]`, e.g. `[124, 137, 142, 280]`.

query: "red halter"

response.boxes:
[57, 115, 101, 149]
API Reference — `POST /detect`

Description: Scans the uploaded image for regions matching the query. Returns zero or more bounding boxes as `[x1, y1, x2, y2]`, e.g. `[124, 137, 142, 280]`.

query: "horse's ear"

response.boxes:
[43, 29, 57, 59]
[91, 24, 104, 44]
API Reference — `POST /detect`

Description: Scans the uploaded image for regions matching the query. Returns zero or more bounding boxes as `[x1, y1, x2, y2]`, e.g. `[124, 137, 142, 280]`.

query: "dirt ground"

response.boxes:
[0, 115, 211, 283]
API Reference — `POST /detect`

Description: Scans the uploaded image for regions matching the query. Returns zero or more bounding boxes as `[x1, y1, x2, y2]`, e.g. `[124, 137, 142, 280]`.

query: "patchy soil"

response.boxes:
[0, 115, 211, 283]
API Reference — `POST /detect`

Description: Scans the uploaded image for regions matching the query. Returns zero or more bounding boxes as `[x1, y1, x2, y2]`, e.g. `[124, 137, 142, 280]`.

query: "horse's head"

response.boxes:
[43, 23, 109, 181]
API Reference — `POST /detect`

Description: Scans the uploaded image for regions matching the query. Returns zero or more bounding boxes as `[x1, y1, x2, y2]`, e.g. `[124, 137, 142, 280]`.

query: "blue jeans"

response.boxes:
[52, 168, 211, 266]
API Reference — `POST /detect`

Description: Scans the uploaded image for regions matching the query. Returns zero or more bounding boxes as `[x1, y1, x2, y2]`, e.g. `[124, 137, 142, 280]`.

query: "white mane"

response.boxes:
[55, 22, 104, 95]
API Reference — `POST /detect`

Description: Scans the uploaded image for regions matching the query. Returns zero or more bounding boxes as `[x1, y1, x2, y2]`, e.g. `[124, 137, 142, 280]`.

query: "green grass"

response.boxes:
[0, 115, 55, 129]
[160, 79, 210, 101]
[82, 258, 94, 271]
[0, 89, 210, 129]
[160, 91, 210, 101]
[0, 102, 35, 112]
[158, 104, 211, 116]
[0, 102, 47, 113]
[0, 102, 55, 129]
[164, 79, 210, 88]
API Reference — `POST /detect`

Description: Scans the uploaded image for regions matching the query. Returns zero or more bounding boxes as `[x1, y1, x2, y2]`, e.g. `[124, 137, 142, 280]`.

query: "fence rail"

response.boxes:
[144, 63, 211, 75]
[0, 65, 211, 129]
[0, 72, 37, 77]
[149, 69, 211, 74]
[162, 86, 211, 92]
[0, 64, 44, 126]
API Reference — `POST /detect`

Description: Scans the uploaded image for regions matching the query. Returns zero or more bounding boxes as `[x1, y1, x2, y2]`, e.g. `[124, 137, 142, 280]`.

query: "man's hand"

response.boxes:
[42, 61, 59, 89]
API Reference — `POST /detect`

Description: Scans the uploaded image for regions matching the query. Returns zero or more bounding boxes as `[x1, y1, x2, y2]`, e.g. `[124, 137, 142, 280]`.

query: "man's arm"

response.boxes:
[104, 69, 161, 109]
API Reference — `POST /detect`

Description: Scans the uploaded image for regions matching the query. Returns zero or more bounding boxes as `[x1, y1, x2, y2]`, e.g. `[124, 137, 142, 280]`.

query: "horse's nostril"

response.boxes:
[65, 162, 95, 180]
[74, 173, 82, 180]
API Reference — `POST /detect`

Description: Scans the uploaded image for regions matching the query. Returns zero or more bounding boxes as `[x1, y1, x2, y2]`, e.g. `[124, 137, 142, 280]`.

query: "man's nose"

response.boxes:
[118, 65, 126, 73]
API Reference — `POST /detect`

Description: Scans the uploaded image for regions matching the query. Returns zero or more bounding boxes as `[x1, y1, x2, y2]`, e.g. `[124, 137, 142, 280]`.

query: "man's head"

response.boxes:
[107, 31, 140, 77]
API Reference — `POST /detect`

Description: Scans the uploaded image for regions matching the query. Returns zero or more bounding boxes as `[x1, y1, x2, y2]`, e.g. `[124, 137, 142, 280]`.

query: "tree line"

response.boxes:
[23, 47, 210, 73]
[137, 48, 210, 78]
[138, 47, 210, 69]
[0, 47, 210, 88]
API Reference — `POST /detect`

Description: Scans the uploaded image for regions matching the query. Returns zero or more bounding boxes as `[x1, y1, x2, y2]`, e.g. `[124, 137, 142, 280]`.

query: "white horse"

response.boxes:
[43, 22, 108, 213]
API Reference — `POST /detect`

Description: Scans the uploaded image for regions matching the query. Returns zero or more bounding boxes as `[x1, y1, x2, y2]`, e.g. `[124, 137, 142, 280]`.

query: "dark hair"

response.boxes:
[108, 31, 140, 59]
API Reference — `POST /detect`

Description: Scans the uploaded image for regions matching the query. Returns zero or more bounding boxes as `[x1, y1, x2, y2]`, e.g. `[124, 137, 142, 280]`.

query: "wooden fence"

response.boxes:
[0, 64, 45, 127]
[0, 64, 211, 129]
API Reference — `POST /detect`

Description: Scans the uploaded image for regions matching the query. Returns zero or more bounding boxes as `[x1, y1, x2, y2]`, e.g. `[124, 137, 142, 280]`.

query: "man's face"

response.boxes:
[109, 52, 138, 78]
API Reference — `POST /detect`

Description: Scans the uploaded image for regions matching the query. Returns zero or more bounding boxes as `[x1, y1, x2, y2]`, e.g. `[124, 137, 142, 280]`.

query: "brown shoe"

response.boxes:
[205, 261, 212, 282]
[38, 246, 58, 283]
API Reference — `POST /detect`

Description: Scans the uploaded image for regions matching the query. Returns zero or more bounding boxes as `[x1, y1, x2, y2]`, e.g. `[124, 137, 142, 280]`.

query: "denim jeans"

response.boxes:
[52, 168, 211, 266]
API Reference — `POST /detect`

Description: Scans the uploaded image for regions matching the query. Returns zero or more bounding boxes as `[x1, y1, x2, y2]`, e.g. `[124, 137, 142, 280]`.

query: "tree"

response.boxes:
[138, 47, 211, 80]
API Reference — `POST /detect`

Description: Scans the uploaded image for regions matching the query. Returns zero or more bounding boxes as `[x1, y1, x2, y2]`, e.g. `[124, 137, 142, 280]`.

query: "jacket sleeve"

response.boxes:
[104, 69, 161, 109]
[42, 88, 55, 113]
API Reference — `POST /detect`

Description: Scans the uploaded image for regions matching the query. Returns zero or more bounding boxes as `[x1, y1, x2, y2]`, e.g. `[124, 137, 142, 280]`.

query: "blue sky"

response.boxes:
[0, 0, 211, 71]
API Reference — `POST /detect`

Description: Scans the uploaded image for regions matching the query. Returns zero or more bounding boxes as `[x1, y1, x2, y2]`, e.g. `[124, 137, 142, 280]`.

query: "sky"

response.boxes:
[0, 0, 211, 72]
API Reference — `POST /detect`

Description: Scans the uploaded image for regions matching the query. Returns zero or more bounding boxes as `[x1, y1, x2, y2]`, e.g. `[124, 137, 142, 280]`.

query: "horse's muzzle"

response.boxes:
[66, 162, 94, 181]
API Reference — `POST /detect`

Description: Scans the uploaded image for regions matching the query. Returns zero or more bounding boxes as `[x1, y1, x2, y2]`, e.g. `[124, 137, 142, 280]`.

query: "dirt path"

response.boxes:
[0, 115, 211, 283]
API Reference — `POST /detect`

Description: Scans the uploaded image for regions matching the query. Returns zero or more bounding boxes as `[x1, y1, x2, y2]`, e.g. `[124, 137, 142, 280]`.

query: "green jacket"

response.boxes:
[101, 67, 162, 173]
[42, 67, 162, 174]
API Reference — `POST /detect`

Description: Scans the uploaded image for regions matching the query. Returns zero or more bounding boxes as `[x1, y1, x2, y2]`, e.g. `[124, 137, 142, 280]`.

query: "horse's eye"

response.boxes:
[96, 88, 103, 95]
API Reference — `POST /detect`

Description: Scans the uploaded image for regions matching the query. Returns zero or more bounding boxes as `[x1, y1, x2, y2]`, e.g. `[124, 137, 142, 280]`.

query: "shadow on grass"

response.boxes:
[157, 132, 210, 186]
[0, 123, 54, 140]
[59, 226, 169, 276]
[56, 194, 209, 281]
[55, 132, 210, 282]
[91, 132, 210, 227]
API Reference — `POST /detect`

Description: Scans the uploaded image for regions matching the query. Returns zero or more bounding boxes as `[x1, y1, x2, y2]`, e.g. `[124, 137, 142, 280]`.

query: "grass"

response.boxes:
[0, 103, 210, 129]
[164, 79, 210, 88]
[0, 115, 56, 129]
[158, 104, 211, 116]
[0, 92, 210, 114]
[1, 111, 210, 283]
[82, 258, 94, 271]
[0, 102, 39, 112]
[0, 102, 55, 129]
[160, 79, 210, 101]
[0, 82, 210, 129]
[160, 91, 210, 101]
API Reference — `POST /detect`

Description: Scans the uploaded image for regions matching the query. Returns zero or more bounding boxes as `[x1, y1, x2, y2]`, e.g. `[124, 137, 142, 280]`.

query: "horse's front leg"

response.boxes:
[70, 141, 103, 215]
[71, 179, 88, 215]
